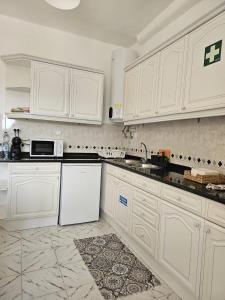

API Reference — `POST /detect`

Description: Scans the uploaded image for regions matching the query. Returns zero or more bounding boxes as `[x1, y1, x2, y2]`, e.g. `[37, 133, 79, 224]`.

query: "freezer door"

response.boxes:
[59, 164, 102, 225]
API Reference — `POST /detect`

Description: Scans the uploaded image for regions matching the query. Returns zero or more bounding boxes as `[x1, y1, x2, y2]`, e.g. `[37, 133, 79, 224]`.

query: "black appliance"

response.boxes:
[11, 129, 22, 160]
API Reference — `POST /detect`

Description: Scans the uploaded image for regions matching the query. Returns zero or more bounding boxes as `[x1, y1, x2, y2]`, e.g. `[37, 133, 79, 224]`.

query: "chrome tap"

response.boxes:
[141, 142, 148, 163]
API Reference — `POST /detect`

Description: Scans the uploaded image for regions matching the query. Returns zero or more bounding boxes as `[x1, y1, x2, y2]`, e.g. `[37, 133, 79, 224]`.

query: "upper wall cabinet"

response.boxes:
[138, 54, 159, 119]
[183, 12, 225, 112]
[123, 55, 159, 121]
[157, 38, 185, 116]
[70, 69, 103, 122]
[2, 54, 104, 125]
[123, 65, 140, 121]
[123, 11, 225, 125]
[31, 62, 70, 118]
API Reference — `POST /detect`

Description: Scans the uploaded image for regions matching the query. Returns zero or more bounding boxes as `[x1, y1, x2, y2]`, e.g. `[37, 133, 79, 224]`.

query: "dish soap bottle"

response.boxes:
[2, 131, 10, 160]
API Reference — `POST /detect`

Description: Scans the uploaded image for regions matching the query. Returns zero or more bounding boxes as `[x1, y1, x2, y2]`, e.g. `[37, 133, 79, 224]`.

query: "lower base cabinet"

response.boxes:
[102, 165, 225, 300]
[131, 213, 157, 257]
[159, 201, 203, 297]
[9, 175, 60, 219]
[115, 181, 132, 233]
[201, 222, 225, 300]
[102, 174, 119, 218]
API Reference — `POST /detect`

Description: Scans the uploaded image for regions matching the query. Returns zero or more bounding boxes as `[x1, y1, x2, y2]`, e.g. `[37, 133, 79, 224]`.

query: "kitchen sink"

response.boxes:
[140, 163, 159, 169]
[125, 159, 139, 165]
[123, 159, 159, 169]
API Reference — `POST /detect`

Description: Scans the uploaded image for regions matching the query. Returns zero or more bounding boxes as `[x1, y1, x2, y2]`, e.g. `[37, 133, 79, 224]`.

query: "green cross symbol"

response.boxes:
[204, 40, 222, 66]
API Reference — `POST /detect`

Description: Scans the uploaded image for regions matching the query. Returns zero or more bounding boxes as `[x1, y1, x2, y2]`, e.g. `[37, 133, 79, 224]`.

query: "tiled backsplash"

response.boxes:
[124, 116, 225, 171]
[0, 114, 124, 153]
[1, 113, 225, 171]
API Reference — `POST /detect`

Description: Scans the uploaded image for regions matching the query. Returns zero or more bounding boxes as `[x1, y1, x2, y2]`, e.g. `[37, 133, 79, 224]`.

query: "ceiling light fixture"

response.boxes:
[45, 0, 80, 10]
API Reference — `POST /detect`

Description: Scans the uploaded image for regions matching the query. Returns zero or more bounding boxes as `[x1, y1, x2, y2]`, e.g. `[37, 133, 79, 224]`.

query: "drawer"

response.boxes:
[133, 201, 159, 229]
[117, 168, 133, 184]
[133, 189, 159, 212]
[206, 200, 225, 228]
[8, 163, 61, 174]
[105, 164, 118, 177]
[161, 185, 204, 216]
[131, 213, 157, 257]
[134, 174, 160, 196]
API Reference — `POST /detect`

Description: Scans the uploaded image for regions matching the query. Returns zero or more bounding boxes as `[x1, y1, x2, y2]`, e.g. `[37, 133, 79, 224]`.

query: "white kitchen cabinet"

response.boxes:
[183, 12, 225, 112]
[201, 222, 225, 300]
[9, 175, 60, 219]
[70, 69, 104, 122]
[31, 61, 70, 117]
[159, 201, 203, 296]
[157, 38, 185, 115]
[138, 54, 159, 118]
[115, 181, 132, 232]
[102, 174, 118, 218]
[123, 65, 140, 121]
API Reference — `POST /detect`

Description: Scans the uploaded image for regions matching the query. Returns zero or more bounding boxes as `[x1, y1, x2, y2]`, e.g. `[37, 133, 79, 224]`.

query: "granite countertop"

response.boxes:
[1, 153, 225, 204]
[104, 158, 225, 205]
[0, 153, 102, 164]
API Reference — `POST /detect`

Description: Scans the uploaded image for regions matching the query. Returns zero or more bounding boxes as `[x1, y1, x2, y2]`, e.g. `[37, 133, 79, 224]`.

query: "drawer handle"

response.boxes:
[137, 232, 145, 238]
[177, 196, 181, 201]
[205, 226, 211, 234]
[35, 167, 39, 170]
[194, 222, 201, 229]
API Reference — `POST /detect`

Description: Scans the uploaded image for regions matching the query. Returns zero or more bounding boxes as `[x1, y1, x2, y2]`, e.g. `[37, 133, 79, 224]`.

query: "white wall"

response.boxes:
[0, 14, 126, 150]
[0, 13, 120, 123]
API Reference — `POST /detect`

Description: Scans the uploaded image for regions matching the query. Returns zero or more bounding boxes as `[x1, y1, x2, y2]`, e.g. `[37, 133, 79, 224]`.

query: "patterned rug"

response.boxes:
[74, 233, 161, 299]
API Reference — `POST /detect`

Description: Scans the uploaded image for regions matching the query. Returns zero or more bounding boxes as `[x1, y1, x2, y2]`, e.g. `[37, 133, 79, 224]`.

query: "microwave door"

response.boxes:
[31, 141, 55, 156]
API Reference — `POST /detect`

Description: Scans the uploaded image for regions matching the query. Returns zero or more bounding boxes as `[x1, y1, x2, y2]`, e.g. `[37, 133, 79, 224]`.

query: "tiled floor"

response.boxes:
[0, 219, 181, 300]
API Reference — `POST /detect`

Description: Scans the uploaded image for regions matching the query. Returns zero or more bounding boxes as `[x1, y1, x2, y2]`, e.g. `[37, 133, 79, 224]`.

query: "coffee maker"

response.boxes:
[11, 129, 22, 160]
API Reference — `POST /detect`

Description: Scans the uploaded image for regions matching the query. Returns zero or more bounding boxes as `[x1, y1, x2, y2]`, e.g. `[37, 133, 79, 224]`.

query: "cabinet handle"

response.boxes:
[177, 196, 181, 201]
[181, 106, 186, 110]
[205, 226, 211, 234]
[194, 222, 201, 229]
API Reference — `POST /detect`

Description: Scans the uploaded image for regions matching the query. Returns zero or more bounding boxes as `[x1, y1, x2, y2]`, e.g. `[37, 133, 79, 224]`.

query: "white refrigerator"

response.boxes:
[59, 163, 102, 225]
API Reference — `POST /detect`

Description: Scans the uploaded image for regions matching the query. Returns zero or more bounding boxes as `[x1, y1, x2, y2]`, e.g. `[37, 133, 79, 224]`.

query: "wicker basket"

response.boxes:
[184, 170, 225, 184]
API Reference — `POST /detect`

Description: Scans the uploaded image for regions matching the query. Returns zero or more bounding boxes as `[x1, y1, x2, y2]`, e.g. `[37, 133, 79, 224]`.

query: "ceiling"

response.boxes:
[0, 0, 175, 46]
[0, 0, 197, 46]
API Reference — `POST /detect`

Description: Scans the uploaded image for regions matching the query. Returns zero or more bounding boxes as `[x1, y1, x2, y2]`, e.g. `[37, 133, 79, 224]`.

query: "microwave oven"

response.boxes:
[30, 139, 63, 157]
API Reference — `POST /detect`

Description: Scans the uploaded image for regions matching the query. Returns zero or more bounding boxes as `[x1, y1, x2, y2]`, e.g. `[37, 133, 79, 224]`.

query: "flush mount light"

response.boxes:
[45, 0, 80, 10]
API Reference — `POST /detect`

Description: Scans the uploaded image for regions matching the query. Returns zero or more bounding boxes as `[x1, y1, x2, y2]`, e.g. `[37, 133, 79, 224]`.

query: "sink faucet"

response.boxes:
[141, 142, 148, 163]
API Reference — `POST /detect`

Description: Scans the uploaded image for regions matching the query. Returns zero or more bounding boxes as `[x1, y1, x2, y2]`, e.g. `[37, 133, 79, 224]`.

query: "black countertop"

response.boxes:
[1, 153, 225, 204]
[0, 153, 101, 164]
[104, 158, 225, 205]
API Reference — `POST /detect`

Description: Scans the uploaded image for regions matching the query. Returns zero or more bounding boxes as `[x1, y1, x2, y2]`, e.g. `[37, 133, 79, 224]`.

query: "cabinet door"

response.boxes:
[70, 69, 103, 122]
[138, 55, 159, 118]
[102, 174, 118, 218]
[201, 222, 225, 300]
[123, 65, 140, 121]
[115, 181, 132, 232]
[183, 12, 225, 112]
[131, 213, 157, 257]
[159, 202, 203, 296]
[157, 38, 185, 115]
[9, 175, 60, 219]
[31, 62, 70, 117]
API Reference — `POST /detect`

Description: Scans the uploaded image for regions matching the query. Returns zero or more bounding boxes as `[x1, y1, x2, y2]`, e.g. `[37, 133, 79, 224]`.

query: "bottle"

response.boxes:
[2, 131, 10, 160]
